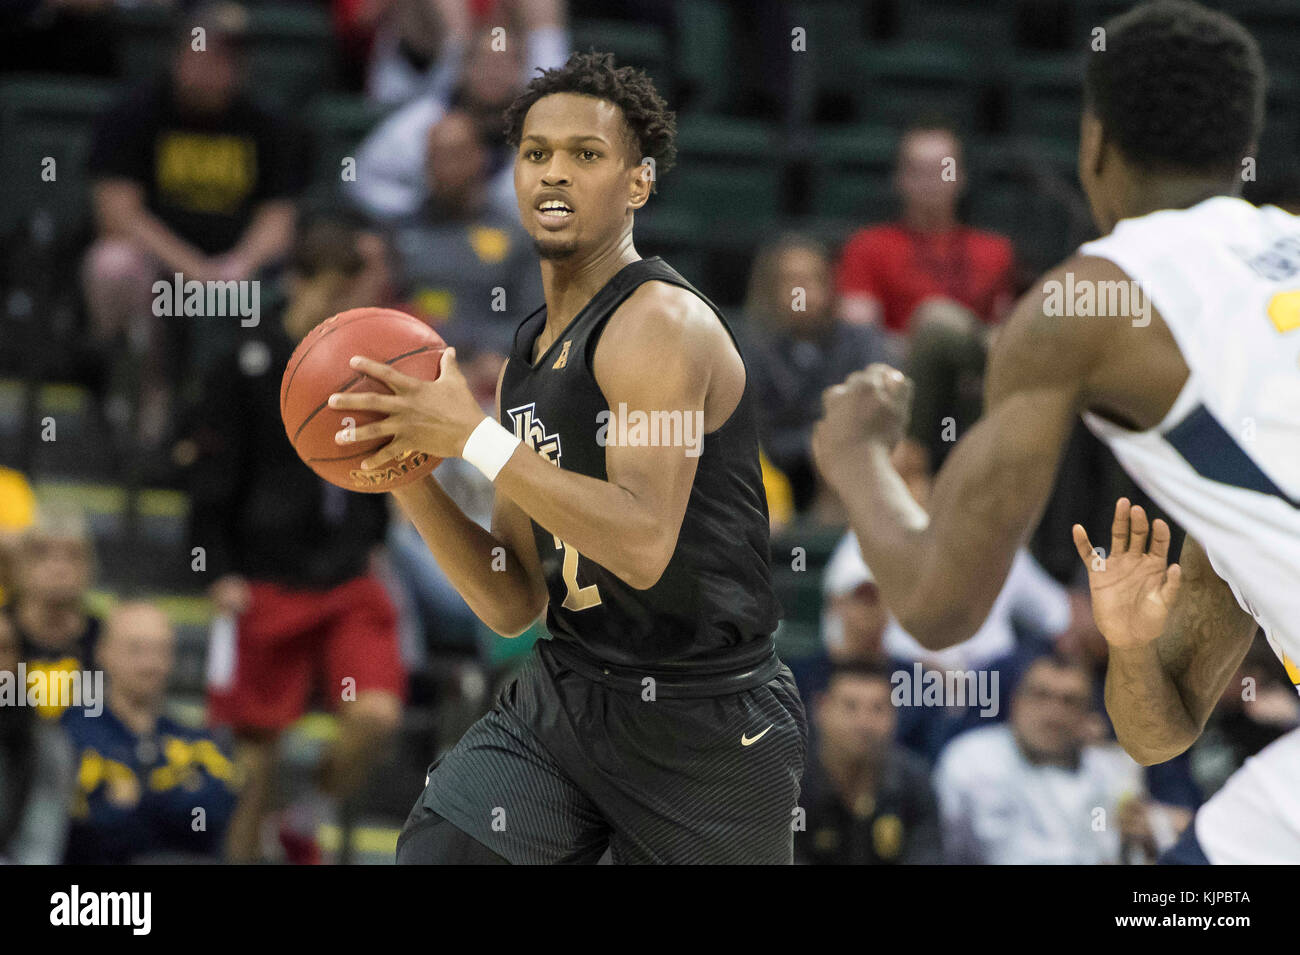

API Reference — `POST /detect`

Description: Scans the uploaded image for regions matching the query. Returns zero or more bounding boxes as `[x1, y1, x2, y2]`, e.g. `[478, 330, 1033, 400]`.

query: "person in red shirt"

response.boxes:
[836, 119, 1016, 335]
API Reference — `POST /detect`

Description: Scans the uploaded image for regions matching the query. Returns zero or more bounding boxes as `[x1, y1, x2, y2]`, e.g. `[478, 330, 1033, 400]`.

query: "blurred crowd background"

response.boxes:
[2, 0, 1299, 865]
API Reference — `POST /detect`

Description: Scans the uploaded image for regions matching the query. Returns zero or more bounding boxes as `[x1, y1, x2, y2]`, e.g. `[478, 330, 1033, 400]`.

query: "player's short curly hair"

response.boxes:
[1084, 0, 1265, 177]
[503, 51, 677, 179]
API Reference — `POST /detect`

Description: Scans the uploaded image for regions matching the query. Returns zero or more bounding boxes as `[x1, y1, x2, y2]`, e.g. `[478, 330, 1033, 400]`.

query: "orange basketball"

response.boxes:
[280, 307, 445, 493]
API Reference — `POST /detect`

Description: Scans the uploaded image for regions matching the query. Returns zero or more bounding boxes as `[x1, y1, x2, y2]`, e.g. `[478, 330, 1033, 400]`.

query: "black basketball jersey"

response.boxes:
[499, 257, 782, 680]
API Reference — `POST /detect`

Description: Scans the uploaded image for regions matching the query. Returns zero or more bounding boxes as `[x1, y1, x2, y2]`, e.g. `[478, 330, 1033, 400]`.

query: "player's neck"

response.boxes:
[538, 232, 641, 336]
[1118, 175, 1239, 224]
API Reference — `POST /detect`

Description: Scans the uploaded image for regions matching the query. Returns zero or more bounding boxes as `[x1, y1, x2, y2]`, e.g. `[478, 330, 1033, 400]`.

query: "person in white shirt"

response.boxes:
[935, 653, 1185, 864]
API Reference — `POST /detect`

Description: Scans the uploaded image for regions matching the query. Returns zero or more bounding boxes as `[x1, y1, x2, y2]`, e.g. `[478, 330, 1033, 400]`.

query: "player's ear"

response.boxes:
[628, 158, 653, 211]
[1079, 112, 1105, 180]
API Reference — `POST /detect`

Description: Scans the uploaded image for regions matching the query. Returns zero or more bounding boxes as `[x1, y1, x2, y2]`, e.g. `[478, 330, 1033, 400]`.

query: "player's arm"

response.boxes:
[389, 360, 548, 637]
[1072, 501, 1257, 765]
[491, 283, 712, 590]
[812, 257, 1100, 649]
[338, 282, 713, 592]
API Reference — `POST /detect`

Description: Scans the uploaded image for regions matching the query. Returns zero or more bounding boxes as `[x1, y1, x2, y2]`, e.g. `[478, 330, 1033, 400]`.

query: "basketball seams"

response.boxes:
[289, 344, 440, 444]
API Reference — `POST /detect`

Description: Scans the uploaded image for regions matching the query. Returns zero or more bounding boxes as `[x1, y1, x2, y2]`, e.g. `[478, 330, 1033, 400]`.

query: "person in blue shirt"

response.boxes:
[62, 602, 238, 863]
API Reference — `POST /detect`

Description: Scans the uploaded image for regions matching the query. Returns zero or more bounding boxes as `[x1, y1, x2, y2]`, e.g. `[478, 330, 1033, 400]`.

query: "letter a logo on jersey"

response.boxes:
[507, 402, 561, 465]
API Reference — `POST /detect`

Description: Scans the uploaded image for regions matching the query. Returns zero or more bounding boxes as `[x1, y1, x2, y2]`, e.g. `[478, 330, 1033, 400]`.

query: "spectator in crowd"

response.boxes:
[4, 506, 102, 720]
[934, 652, 1189, 863]
[736, 234, 894, 513]
[82, 2, 306, 446]
[182, 212, 404, 863]
[1188, 636, 1300, 799]
[791, 535, 951, 763]
[797, 661, 942, 864]
[347, 25, 565, 223]
[0, 610, 74, 864]
[836, 118, 1015, 336]
[362, 0, 568, 106]
[0, 466, 37, 607]
[62, 601, 238, 864]
[388, 110, 543, 354]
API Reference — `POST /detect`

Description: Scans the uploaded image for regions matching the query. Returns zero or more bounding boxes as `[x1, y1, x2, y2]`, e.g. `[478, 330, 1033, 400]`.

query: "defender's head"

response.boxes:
[1080, 0, 1265, 233]
[505, 51, 677, 260]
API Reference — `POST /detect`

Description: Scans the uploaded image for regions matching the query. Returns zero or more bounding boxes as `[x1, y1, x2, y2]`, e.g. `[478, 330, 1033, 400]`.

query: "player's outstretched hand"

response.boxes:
[812, 363, 913, 488]
[1071, 498, 1181, 651]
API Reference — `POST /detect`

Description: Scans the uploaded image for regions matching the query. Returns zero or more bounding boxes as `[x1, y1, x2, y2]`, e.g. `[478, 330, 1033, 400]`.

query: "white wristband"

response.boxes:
[461, 416, 521, 481]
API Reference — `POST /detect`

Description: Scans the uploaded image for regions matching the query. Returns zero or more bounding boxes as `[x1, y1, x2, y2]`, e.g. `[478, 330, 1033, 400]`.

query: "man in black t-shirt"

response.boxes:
[81, 2, 305, 445]
[795, 662, 942, 865]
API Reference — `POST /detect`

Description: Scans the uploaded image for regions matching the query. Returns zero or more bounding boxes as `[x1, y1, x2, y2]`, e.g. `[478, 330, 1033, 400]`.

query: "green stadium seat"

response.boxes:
[571, 18, 671, 94]
[852, 43, 985, 132]
[809, 169, 895, 222]
[674, 0, 735, 113]
[0, 76, 119, 236]
[675, 114, 780, 162]
[114, 4, 337, 113]
[806, 124, 896, 222]
[1003, 55, 1084, 140]
[305, 94, 393, 197]
[792, 1, 874, 118]
[657, 161, 784, 233]
[894, 0, 1013, 47]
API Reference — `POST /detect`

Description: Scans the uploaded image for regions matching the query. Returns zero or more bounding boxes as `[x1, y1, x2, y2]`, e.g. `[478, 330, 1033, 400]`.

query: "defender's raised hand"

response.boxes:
[1072, 498, 1182, 650]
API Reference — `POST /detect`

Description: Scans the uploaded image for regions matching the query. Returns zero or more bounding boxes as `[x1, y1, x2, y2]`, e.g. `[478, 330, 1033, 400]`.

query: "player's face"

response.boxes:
[515, 93, 649, 260]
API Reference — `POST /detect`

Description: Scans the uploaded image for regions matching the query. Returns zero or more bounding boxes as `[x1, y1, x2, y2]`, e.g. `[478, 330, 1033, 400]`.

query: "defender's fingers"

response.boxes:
[1149, 518, 1172, 562]
[1129, 504, 1150, 554]
[1072, 524, 1097, 567]
[1111, 498, 1132, 555]
[1160, 563, 1182, 607]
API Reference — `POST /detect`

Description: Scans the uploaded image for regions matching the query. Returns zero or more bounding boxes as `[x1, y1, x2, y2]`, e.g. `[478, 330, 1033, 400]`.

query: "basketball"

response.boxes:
[280, 307, 445, 493]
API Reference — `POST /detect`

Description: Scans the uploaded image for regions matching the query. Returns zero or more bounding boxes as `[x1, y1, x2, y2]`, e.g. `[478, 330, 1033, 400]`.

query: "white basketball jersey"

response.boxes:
[1079, 196, 1300, 685]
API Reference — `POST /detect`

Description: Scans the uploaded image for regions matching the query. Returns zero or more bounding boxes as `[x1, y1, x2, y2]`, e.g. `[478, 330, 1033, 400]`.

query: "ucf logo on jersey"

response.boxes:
[507, 402, 561, 465]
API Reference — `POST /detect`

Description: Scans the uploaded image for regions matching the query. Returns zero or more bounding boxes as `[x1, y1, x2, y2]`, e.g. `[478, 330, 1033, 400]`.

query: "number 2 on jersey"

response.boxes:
[555, 536, 602, 610]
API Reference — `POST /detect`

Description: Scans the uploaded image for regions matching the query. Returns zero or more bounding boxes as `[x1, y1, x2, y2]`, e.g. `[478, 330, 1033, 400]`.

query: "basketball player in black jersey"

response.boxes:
[329, 52, 806, 864]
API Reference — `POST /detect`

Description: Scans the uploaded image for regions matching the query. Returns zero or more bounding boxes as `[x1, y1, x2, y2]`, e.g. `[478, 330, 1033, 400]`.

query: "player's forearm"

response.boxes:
[392, 475, 541, 636]
[494, 443, 673, 590]
[1104, 643, 1201, 765]
[837, 443, 946, 636]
